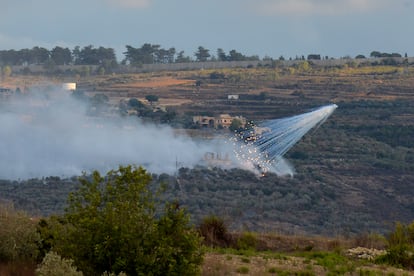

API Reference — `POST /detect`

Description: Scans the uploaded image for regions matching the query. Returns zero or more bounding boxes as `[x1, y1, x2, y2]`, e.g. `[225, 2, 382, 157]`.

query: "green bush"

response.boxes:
[42, 165, 203, 276]
[236, 266, 249, 274]
[303, 251, 353, 274]
[377, 222, 414, 269]
[36, 251, 82, 276]
[240, 257, 250, 263]
[0, 202, 40, 263]
[237, 232, 258, 250]
[198, 215, 232, 247]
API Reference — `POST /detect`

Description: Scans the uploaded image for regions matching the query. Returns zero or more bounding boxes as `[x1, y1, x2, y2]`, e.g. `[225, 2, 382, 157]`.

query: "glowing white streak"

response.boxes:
[233, 104, 337, 176]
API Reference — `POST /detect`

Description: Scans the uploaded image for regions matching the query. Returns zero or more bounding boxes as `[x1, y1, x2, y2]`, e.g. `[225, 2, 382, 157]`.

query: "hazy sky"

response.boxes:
[1, 0, 413, 59]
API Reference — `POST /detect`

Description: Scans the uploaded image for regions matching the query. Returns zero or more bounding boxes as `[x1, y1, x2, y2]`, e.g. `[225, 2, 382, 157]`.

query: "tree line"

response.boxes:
[0, 44, 262, 68]
[0, 44, 409, 76]
[0, 46, 117, 66]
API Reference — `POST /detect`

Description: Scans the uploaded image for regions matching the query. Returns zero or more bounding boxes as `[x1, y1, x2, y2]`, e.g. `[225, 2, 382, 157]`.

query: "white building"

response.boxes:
[62, 83, 76, 91]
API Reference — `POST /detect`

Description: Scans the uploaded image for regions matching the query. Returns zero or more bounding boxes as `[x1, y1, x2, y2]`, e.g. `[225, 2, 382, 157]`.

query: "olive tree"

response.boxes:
[145, 95, 159, 105]
[2, 65, 12, 77]
[49, 165, 203, 276]
[0, 202, 40, 263]
[194, 46, 210, 62]
[229, 118, 244, 132]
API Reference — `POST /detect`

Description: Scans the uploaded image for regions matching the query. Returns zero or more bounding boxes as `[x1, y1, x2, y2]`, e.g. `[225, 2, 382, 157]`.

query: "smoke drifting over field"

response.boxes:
[0, 90, 228, 179]
[0, 89, 336, 180]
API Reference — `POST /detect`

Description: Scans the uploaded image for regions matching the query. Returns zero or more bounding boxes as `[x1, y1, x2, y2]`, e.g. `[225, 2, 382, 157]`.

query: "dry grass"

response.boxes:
[154, 98, 192, 106]
[202, 252, 324, 276]
[0, 75, 59, 90]
[199, 230, 401, 275]
[110, 77, 193, 88]
[202, 252, 414, 276]
[230, 232, 350, 252]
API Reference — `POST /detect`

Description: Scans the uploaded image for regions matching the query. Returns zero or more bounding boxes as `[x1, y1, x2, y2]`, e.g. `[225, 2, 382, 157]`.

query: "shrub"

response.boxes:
[305, 251, 353, 274]
[198, 215, 232, 247]
[352, 232, 386, 249]
[240, 257, 250, 263]
[377, 222, 414, 269]
[0, 202, 40, 263]
[236, 266, 249, 274]
[237, 232, 258, 250]
[268, 267, 278, 273]
[209, 72, 225, 80]
[36, 251, 82, 276]
[44, 166, 203, 276]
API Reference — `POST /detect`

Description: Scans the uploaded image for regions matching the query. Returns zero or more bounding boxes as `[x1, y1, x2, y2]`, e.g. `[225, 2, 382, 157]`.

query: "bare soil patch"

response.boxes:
[111, 77, 194, 88]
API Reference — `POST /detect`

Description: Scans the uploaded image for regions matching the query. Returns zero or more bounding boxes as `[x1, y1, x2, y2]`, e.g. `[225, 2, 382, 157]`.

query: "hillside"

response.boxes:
[0, 63, 414, 235]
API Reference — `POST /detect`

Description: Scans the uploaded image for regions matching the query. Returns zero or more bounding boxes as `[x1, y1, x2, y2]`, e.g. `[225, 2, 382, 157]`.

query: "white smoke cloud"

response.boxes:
[0, 89, 228, 180]
[252, 0, 395, 16]
[0, 88, 337, 180]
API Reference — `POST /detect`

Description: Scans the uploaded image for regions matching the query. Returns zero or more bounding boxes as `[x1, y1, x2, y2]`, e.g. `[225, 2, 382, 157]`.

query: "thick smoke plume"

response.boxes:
[0, 89, 336, 180]
[0, 90, 227, 179]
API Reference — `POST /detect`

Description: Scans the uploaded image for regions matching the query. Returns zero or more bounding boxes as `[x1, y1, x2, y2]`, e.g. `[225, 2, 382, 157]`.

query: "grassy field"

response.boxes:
[201, 250, 411, 276]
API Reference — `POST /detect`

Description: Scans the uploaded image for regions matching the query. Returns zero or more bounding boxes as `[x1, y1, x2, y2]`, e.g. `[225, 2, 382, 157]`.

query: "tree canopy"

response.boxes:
[0, 45, 116, 67]
[39, 165, 203, 276]
[0, 44, 406, 69]
[145, 94, 159, 104]
[123, 44, 176, 66]
[194, 46, 210, 62]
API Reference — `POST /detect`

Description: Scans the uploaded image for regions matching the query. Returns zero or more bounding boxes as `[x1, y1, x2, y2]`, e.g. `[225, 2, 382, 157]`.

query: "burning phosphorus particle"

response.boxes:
[232, 104, 338, 176]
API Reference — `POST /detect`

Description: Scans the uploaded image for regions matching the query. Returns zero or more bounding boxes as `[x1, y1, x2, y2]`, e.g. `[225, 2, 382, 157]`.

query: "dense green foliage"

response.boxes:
[0, 44, 261, 68]
[38, 166, 203, 276]
[377, 221, 414, 269]
[0, 46, 117, 67]
[0, 203, 40, 263]
[124, 44, 177, 65]
[300, 251, 355, 275]
[145, 94, 159, 104]
[198, 215, 232, 247]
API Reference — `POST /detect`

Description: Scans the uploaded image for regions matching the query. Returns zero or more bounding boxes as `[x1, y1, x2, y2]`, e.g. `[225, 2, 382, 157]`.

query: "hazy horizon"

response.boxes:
[1, 0, 413, 60]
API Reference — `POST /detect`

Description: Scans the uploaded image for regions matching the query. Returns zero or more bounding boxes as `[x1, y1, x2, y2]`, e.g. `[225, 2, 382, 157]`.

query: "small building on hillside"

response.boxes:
[192, 115, 215, 128]
[227, 94, 239, 100]
[215, 114, 234, 128]
[193, 114, 246, 129]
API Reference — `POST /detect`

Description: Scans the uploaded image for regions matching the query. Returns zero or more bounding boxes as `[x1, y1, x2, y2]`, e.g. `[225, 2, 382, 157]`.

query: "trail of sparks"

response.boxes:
[232, 104, 338, 175]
